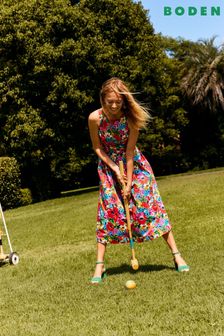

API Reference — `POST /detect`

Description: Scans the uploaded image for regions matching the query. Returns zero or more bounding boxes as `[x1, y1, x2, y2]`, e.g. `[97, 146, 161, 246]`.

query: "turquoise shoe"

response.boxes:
[172, 252, 190, 272]
[90, 261, 107, 284]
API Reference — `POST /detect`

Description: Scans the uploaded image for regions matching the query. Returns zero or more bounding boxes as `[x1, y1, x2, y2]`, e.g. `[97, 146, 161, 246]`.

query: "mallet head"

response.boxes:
[131, 258, 139, 270]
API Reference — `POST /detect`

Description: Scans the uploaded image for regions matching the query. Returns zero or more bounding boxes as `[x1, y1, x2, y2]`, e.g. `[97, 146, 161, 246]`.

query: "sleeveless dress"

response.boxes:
[96, 109, 171, 244]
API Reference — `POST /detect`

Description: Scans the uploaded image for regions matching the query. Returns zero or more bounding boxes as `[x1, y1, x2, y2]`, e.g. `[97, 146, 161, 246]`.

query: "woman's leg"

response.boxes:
[92, 242, 106, 278]
[163, 230, 188, 267]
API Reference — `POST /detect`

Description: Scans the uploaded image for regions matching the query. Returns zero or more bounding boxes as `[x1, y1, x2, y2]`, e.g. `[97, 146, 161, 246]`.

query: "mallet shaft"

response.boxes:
[119, 161, 137, 262]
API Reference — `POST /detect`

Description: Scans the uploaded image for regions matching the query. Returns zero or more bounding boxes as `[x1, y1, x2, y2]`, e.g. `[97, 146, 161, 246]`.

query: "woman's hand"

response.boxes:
[114, 166, 126, 186]
[123, 185, 131, 200]
[114, 166, 131, 200]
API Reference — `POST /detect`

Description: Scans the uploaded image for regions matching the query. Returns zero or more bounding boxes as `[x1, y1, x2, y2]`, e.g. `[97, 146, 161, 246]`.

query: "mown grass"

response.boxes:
[0, 169, 224, 336]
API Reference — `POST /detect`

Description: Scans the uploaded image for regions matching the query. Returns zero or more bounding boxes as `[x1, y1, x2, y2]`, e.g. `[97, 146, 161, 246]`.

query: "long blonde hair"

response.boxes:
[100, 77, 150, 130]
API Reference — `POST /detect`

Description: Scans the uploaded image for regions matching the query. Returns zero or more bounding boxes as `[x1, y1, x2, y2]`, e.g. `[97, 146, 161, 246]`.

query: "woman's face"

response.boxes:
[104, 91, 123, 118]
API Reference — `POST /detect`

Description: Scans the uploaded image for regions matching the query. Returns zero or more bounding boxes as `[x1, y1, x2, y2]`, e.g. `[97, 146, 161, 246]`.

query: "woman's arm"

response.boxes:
[88, 110, 122, 182]
[125, 123, 139, 197]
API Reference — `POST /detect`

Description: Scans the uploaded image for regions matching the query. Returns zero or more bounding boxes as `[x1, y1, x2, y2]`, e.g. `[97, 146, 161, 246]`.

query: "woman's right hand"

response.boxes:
[114, 166, 127, 187]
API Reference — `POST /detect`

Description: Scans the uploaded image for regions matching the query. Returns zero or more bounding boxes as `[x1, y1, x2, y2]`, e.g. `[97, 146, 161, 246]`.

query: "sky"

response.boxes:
[139, 0, 224, 46]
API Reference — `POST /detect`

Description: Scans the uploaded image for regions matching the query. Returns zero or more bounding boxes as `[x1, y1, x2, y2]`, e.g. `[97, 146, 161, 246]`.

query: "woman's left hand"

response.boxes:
[124, 186, 131, 200]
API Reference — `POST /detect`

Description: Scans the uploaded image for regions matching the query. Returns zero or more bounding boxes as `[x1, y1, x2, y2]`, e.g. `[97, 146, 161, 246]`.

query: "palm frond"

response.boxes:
[180, 37, 224, 112]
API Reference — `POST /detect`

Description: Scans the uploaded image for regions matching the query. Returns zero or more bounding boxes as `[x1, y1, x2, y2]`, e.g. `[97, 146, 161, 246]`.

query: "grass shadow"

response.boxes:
[0, 261, 9, 268]
[107, 263, 174, 275]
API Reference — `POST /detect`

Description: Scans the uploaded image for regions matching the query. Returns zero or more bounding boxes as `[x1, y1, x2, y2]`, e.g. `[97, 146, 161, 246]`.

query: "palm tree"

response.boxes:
[180, 36, 224, 113]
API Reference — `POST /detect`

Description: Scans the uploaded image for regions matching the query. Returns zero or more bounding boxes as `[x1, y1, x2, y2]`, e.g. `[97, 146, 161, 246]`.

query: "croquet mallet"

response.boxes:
[119, 161, 139, 271]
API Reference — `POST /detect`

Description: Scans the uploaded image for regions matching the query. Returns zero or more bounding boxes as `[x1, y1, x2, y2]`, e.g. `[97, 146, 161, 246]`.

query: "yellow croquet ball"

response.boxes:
[125, 280, 136, 289]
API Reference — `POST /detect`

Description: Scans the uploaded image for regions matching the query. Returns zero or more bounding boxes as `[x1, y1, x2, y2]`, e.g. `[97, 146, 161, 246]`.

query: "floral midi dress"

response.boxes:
[96, 109, 171, 244]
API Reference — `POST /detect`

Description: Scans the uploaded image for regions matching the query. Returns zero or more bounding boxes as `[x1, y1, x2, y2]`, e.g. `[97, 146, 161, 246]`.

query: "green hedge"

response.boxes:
[0, 157, 22, 209]
[20, 188, 33, 206]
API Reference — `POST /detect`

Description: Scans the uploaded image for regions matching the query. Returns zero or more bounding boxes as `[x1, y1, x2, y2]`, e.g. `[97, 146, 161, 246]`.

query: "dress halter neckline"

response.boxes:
[100, 108, 125, 122]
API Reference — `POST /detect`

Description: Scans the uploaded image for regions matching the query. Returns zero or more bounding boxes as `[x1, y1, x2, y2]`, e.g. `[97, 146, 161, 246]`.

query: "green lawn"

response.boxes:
[0, 169, 224, 336]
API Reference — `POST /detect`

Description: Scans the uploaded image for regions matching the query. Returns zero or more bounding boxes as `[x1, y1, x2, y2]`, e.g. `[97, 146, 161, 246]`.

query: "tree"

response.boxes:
[0, 0, 111, 198]
[181, 36, 224, 113]
[169, 37, 224, 169]
[0, 0, 190, 201]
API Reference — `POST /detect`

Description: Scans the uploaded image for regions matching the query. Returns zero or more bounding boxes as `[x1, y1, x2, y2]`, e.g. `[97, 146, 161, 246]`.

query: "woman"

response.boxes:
[88, 77, 189, 284]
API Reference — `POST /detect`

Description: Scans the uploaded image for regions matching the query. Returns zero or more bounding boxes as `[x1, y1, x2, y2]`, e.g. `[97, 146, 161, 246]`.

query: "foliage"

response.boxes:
[166, 36, 224, 170]
[180, 36, 224, 112]
[1, 0, 223, 202]
[139, 107, 189, 175]
[0, 157, 22, 209]
[0, 0, 173, 198]
[20, 188, 33, 206]
[52, 147, 95, 190]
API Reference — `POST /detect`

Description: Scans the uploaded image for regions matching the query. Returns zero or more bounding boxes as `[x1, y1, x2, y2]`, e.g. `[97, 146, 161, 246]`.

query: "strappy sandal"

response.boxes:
[172, 252, 190, 272]
[90, 261, 107, 284]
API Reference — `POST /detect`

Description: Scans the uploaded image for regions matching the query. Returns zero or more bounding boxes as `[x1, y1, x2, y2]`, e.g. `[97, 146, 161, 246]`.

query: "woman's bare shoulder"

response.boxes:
[88, 109, 101, 122]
